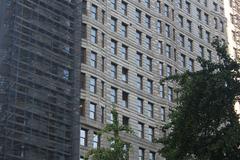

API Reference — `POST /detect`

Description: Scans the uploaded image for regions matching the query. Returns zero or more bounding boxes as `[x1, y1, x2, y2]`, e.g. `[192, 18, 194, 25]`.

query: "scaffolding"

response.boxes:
[232, 0, 240, 60]
[0, 0, 82, 160]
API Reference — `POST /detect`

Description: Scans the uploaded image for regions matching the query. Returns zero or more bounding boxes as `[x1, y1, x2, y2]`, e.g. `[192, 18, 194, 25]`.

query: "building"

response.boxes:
[224, 0, 240, 59]
[0, 0, 81, 160]
[0, 0, 227, 160]
[224, 0, 240, 115]
[79, 0, 226, 159]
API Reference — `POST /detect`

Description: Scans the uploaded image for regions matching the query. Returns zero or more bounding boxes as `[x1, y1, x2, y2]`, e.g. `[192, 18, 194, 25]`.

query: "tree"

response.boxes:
[84, 107, 133, 160]
[159, 39, 240, 160]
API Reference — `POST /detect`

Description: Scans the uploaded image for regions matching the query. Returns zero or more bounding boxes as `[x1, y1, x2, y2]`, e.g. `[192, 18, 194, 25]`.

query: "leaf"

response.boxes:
[157, 39, 240, 160]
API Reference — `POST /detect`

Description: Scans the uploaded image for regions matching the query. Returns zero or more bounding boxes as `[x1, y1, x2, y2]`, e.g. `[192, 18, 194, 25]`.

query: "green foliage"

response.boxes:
[84, 107, 133, 160]
[159, 39, 240, 160]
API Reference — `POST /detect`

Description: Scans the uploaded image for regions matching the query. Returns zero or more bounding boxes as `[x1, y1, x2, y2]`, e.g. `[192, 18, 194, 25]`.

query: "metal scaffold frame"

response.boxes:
[0, 0, 82, 160]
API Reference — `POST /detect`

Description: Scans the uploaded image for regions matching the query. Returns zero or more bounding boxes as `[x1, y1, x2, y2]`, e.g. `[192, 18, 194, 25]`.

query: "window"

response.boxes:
[174, 48, 177, 61]
[91, 4, 98, 20]
[122, 91, 129, 108]
[165, 24, 170, 38]
[147, 79, 153, 94]
[168, 87, 173, 102]
[159, 62, 164, 76]
[91, 28, 97, 43]
[204, 0, 208, 6]
[214, 17, 218, 29]
[136, 30, 142, 45]
[80, 129, 88, 146]
[220, 7, 223, 15]
[92, 132, 100, 148]
[111, 0, 117, 9]
[101, 56, 105, 72]
[179, 34, 185, 47]
[213, 2, 218, 11]
[220, 21, 224, 32]
[230, 0, 233, 7]
[82, 23, 87, 39]
[199, 45, 204, 58]
[121, 23, 128, 37]
[122, 67, 128, 82]
[145, 14, 151, 28]
[196, 8, 201, 20]
[234, 48, 239, 59]
[138, 148, 145, 160]
[136, 52, 143, 67]
[137, 98, 144, 114]
[171, 8, 175, 21]
[111, 39, 117, 55]
[206, 31, 210, 43]
[207, 50, 212, 61]
[149, 151, 156, 160]
[63, 69, 70, 80]
[101, 33, 105, 47]
[157, 41, 163, 54]
[89, 102, 96, 120]
[145, 36, 152, 50]
[101, 81, 104, 97]
[121, 45, 128, 60]
[188, 39, 193, 52]
[137, 122, 144, 138]
[80, 73, 86, 90]
[189, 58, 194, 72]
[135, 9, 141, 23]
[121, 1, 127, 15]
[178, 15, 184, 27]
[80, 99, 86, 117]
[156, 20, 162, 34]
[160, 84, 164, 98]
[146, 57, 152, 72]
[173, 28, 176, 41]
[90, 51, 97, 68]
[102, 10, 105, 24]
[111, 17, 117, 32]
[160, 106, 166, 121]
[101, 106, 105, 123]
[108, 112, 113, 124]
[144, 0, 150, 8]
[82, 0, 87, 14]
[166, 44, 171, 58]
[177, 0, 183, 8]
[81, 48, 87, 64]
[147, 102, 154, 118]
[148, 126, 154, 142]
[156, 1, 161, 13]
[198, 25, 203, 39]
[111, 63, 117, 79]
[186, 1, 191, 14]
[137, 74, 143, 90]
[164, 4, 169, 17]
[89, 76, 97, 93]
[122, 116, 129, 126]
[111, 87, 117, 103]
[180, 54, 186, 67]
[232, 31, 236, 41]
[186, 20, 192, 32]
[230, 14, 235, 24]
[166, 65, 172, 77]
[204, 13, 209, 25]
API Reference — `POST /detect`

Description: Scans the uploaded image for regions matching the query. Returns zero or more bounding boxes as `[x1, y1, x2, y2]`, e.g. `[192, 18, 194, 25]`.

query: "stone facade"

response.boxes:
[224, 0, 240, 59]
[79, 0, 227, 159]
[224, 0, 240, 116]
